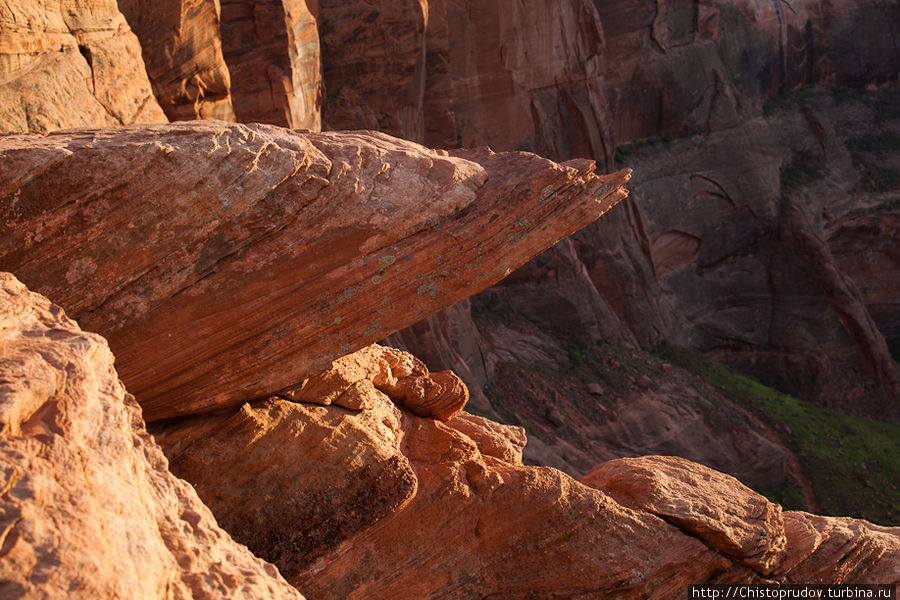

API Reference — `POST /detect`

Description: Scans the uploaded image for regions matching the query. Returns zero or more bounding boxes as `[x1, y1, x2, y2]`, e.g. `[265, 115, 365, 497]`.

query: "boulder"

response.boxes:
[0, 272, 303, 599]
[153, 351, 900, 597]
[582, 455, 900, 584]
[153, 393, 738, 598]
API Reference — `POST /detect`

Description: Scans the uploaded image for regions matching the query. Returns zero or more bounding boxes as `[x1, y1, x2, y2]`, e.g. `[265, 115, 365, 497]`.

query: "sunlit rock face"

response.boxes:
[0, 272, 304, 600]
[0, 121, 628, 421]
[152, 349, 900, 598]
[0, 0, 167, 133]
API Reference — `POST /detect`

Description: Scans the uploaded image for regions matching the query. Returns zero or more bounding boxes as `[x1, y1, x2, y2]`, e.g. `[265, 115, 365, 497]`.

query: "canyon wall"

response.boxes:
[1, 2, 899, 595]
[0, 0, 166, 132]
[352, 0, 900, 424]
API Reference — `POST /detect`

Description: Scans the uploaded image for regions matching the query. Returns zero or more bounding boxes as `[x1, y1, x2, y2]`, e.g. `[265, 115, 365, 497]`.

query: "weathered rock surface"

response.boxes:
[0, 272, 303, 599]
[581, 456, 900, 583]
[318, 0, 428, 140]
[0, 121, 629, 420]
[622, 86, 900, 419]
[583, 456, 789, 574]
[155, 395, 731, 597]
[152, 350, 900, 597]
[118, 0, 236, 121]
[439, 327, 807, 493]
[315, 0, 899, 421]
[118, 0, 321, 127]
[219, 0, 321, 129]
[318, 0, 899, 156]
[281, 343, 468, 420]
[0, 0, 167, 133]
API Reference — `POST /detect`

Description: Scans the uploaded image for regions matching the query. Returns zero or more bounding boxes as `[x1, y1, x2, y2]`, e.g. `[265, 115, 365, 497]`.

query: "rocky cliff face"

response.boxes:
[2, 0, 899, 595]
[623, 86, 900, 420]
[0, 273, 303, 599]
[366, 0, 900, 426]
[0, 0, 167, 132]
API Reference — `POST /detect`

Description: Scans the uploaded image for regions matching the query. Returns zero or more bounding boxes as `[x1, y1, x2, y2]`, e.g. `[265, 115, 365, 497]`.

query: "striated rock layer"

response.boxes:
[0, 121, 629, 420]
[152, 344, 900, 598]
[219, 0, 321, 129]
[118, 0, 236, 121]
[119, 0, 322, 128]
[0, 272, 303, 599]
[0, 0, 167, 133]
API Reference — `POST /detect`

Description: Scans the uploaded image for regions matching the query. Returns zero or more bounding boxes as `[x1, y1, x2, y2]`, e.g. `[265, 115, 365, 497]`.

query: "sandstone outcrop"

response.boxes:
[0, 272, 303, 599]
[152, 350, 900, 598]
[0, 121, 629, 420]
[283, 344, 469, 420]
[581, 456, 900, 583]
[0, 0, 166, 133]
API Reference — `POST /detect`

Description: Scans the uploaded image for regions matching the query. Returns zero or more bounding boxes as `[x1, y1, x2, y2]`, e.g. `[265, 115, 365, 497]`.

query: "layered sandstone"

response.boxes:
[0, 272, 303, 599]
[152, 346, 900, 598]
[118, 0, 236, 121]
[0, 121, 629, 420]
[118, 0, 321, 127]
[622, 87, 900, 419]
[0, 0, 166, 133]
[317, 0, 899, 155]
[219, 0, 321, 128]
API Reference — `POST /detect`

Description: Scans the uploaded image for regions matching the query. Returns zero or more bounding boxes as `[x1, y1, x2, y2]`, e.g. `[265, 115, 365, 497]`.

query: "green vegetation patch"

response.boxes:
[652, 343, 900, 525]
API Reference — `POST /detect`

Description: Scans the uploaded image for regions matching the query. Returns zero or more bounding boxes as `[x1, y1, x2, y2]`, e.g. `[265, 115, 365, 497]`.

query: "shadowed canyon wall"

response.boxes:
[2, 0, 897, 512]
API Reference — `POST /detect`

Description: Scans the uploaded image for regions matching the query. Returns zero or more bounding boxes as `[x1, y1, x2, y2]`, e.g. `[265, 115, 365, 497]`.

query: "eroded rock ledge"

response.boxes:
[0, 121, 629, 421]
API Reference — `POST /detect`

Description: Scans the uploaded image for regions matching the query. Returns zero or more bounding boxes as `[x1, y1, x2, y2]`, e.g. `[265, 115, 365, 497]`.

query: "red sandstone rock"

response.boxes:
[624, 90, 900, 419]
[0, 272, 303, 599]
[282, 344, 468, 420]
[152, 352, 900, 597]
[118, 0, 236, 121]
[582, 455, 900, 584]
[317, 0, 898, 422]
[319, 0, 428, 140]
[0, 122, 629, 420]
[154, 394, 736, 598]
[0, 0, 167, 133]
[118, 0, 321, 127]
[220, 0, 321, 129]
[583, 456, 788, 574]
